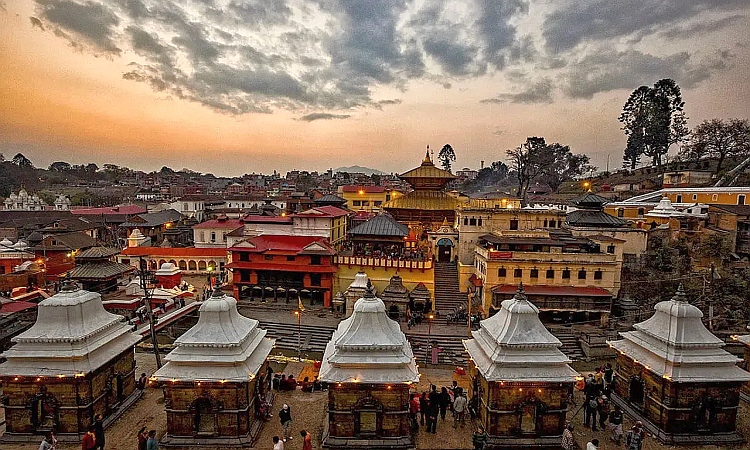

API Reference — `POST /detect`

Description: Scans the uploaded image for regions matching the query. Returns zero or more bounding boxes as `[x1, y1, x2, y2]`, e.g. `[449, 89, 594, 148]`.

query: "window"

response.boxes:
[463, 218, 469, 226]
[287, 256, 296, 261]
[578, 269, 587, 280]
[617, 208, 624, 218]
[514, 268, 522, 278]
[676, 194, 682, 203]
[238, 253, 249, 262]
[692, 194, 698, 200]
[498, 268, 507, 277]
[310, 273, 322, 286]
[546, 269, 554, 279]
[211, 232, 216, 242]
[183, 203, 188, 211]
[362, 201, 370, 206]
[637, 208, 645, 218]
[594, 270, 603, 280]
[469, 218, 476, 226]
[562, 269, 571, 279]
[310, 255, 322, 265]
[543, 219, 548, 227]
[739, 195, 746, 206]
[607, 244, 615, 254]
[530, 268, 538, 278]
[478, 218, 483, 226]
[264, 255, 273, 260]
[712, 194, 718, 201]
[510, 219, 519, 230]
[557, 220, 562, 228]
[353, 200, 361, 206]
[374, 201, 382, 206]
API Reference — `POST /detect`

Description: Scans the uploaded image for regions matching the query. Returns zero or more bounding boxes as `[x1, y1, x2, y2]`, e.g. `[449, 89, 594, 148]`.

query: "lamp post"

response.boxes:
[139, 257, 162, 368]
[294, 310, 301, 361]
[427, 313, 434, 364]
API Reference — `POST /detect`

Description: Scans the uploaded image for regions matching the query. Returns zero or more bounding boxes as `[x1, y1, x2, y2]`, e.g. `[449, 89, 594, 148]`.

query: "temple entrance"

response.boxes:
[629, 376, 645, 408]
[388, 304, 400, 320]
[436, 238, 454, 262]
[193, 397, 218, 436]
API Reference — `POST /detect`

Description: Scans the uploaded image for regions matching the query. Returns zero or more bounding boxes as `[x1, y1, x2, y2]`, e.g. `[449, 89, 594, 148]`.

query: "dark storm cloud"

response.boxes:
[36, 0, 121, 54]
[563, 49, 733, 99]
[475, 0, 528, 67]
[298, 113, 352, 122]
[126, 26, 172, 63]
[543, 0, 748, 53]
[481, 78, 554, 104]
[423, 34, 479, 76]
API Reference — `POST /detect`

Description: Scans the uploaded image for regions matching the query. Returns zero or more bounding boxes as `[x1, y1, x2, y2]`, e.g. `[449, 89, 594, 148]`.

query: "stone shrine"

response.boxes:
[608, 285, 750, 445]
[380, 273, 409, 321]
[320, 282, 419, 450]
[0, 282, 141, 442]
[152, 285, 274, 449]
[463, 284, 577, 449]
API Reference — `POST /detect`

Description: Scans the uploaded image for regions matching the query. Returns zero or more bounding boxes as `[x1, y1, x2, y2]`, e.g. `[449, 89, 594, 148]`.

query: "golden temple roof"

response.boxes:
[382, 190, 466, 210]
[399, 148, 458, 182]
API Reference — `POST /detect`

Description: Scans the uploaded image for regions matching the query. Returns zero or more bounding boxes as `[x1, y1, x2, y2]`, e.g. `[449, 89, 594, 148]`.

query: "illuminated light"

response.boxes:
[150, 376, 157, 381]
[13, 377, 19, 381]
[220, 379, 227, 383]
[75, 373, 85, 378]
[281, 212, 287, 217]
[57, 374, 66, 378]
[171, 379, 177, 383]
[358, 190, 364, 195]
[537, 389, 542, 393]
[387, 385, 392, 390]
[197, 382, 201, 386]
[36, 377, 42, 382]
[518, 388, 523, 392]
[337, 383, 342, 387]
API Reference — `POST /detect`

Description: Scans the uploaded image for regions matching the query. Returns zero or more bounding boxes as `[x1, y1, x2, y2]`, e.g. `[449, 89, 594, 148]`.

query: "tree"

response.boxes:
[12, 153, 34, 168]
[49, 161, 72, 172]
[538, 145, 593, 192]
[680, 118, 750, 173]
[506, 137, 550, 203]
[438, 144, 456, 172]
[619, 79, 688, 169]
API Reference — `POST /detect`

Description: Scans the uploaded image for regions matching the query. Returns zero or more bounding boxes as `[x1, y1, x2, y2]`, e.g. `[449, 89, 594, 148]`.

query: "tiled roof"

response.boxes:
[570, 192, 609, 207]
[35, 231, 98, 251]
[71, 204, 147, 215]
[241, 215, 293, 223]
[0, 300, 37, 315]
[491, 284, 612, 297]
[230, 235, 335, 255]
[120, 247, 227, 257]
[382, 190, 463, 210]
[295, 206, 350, 218]
[75, 246, 121, 259]
[315, 194, 347, 203]
[348, 214, 409, 237]
[709, 204, 750, 216]
[121, 209, 183, 228]
[566, 210, 626, 227]
[68, 262, 134, 279]
[399, 157, 457, 180]
[192, 219, 244, 229]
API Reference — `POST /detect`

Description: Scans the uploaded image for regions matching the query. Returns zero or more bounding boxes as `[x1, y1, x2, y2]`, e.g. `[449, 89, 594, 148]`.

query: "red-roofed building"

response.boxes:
[117, 247, 227, 273]
[192, 217, 244, 248]
[228, 235, 336, 307]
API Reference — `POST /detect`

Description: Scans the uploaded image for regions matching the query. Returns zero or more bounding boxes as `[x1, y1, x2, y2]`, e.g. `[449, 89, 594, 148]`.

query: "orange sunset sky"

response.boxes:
[1, 0, 749, 176]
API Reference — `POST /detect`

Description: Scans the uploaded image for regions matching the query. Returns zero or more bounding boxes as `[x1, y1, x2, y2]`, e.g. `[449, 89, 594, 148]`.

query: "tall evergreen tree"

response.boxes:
[438, 144, 456, 172]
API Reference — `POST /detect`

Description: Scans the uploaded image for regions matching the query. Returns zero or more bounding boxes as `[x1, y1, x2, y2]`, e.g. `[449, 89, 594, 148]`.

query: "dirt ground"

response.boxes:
[3, 353, 749, 450]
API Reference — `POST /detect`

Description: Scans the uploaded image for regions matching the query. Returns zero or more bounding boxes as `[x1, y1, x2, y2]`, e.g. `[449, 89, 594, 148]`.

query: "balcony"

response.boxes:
[334, 255, 433, 270]
[476, 247, 617, 264]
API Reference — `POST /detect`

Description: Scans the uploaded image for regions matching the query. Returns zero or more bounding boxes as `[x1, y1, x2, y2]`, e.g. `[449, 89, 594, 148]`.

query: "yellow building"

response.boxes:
[605, 187, 750, 220]
[337, 185, 402, 212]
[333, 257, 434, 300]
[472, 230, 622, 325]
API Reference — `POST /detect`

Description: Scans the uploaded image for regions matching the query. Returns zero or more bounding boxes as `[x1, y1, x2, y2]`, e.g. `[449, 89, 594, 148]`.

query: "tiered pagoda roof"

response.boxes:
[463, 284, 577, 382]
[608, 285, 750, 383]
[398, 149, 457, 190]
[381, 274, 409, 304]
[319, 283, 419, 384]
[567, 191, 626, 228]
[0, 283, 140, 376]
[153, 286, 274, 382]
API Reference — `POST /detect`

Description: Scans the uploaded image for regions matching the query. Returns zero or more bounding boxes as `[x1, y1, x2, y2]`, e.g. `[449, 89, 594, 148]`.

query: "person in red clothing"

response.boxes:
[300, 430, 312, 450]
[81, 425, 97, 450]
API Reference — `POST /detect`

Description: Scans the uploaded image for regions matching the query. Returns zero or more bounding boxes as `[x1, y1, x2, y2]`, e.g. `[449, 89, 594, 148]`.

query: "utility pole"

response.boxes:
[709, 263, 715, 331]
[139, 257, 162, 368]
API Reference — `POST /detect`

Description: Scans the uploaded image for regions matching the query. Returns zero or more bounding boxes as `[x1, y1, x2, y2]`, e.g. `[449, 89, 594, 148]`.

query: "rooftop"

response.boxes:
[349, 213, 409, 237]
[230, 235, 335, 255]
[192, 218, 244, 229]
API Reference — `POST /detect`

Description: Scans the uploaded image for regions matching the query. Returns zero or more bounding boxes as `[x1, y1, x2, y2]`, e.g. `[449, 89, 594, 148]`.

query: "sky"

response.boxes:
[0, 0, 749, 177]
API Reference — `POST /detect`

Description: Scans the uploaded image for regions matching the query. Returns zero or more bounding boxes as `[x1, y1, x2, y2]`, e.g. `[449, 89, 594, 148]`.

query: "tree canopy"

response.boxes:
[619, 78, 688, 169]
[12, 153, 34, 168]
[438, 144, 456, 172]
[679, 118, 750, 173]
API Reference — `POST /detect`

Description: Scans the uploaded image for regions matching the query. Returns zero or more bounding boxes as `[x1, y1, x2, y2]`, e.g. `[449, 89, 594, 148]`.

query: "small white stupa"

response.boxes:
[153, 285, 274, 382]
[320, 281, 419, 384]
[343, 270, 371, 317]
[645, 197, 686, 219]
[0, 282, 140, 376]
[609, 285, 750, 382]
[464, 283, 577, 382]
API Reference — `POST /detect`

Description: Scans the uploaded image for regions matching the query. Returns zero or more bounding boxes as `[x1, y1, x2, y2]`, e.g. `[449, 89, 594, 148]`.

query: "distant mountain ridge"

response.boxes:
[333, 165, 386, 175]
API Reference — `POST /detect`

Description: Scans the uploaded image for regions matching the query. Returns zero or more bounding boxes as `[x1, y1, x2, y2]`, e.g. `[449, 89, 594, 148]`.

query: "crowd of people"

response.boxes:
[271, 373, 326, 393]
[270, 404, 313, 450]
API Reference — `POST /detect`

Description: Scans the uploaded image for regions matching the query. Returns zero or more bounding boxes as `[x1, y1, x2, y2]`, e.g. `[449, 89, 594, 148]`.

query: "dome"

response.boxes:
[0, 237, 13, 248]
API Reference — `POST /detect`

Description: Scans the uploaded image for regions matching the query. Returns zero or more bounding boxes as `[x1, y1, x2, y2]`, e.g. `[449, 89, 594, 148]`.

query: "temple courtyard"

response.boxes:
[2, 351, 748, 450]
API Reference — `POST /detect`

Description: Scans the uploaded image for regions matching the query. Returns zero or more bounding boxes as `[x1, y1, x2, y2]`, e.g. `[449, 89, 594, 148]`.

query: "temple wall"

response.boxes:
[1, 349, 136, 436]
[614, 353, 743, 435]
[326, 383, 410, 439]
[335, 265, 434, 300]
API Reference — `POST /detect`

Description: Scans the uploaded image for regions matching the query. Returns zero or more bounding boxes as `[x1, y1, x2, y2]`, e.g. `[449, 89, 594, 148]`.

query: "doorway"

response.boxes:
[436, 238, 454, 262]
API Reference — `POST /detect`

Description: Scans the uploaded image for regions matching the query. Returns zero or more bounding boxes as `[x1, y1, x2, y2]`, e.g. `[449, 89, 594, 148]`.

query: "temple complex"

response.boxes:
[0, 282, 141, 442]
[380, 273, 409, 320]
[608, 286, 750, 445]
[319, 282, 419, 450]
[152, 285, 274, 449]
[383, 149, 461, 230]
[463, 284, 577, 449]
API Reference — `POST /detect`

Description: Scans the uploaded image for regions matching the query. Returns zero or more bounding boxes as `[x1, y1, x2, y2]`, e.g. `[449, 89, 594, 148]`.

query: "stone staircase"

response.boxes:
[405, 332, 468, 367]
[433, 262, 466, 321]
[549, 326, 585, 361]
[258, 320, 336, 357]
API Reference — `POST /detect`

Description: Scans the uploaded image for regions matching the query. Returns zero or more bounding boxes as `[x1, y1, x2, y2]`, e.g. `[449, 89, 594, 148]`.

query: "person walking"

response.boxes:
[561, 423, 576, 450]
[419, 392, 429, 426]
[94, 414, 105, 450]
[300, 430, 312, 450]
[427, 385, 440, 433]
[607, 405, 624, 445]
[439, 387, 451, 421]
[452, 391, 467, 428]
[137, 427, 148, 450]
[279, 404, 293, 442]
[138, 373, 148, 390]
[409, 393, 420, 430]
[625, 422, 646, 450]
[82, 425, 97, 450]
[146, 430, 158, 450]
[584, 394, 599, 431]
[472, 425, 488, 450]
[586, 438, 599, 450]
[272, 436, 284, 450]
[597, 395, 610, 431]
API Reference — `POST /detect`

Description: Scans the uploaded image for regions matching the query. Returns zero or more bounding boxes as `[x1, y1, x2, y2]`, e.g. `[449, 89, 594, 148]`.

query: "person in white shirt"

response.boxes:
[586, 438, 599, 450]
[273, 435, 284, 450]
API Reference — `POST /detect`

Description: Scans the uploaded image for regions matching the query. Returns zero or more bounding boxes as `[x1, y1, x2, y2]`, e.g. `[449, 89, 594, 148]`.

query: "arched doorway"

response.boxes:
[436, 238, 454, 262]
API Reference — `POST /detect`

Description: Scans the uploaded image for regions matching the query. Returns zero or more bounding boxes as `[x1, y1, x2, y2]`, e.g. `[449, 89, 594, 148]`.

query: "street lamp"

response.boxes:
[139, 257, 162, 368]
[294, 310, 301, 361]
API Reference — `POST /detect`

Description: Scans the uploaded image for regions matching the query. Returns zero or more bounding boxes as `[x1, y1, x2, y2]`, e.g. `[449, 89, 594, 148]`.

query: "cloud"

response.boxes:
[376, 99, 402, 106]
[481, 78, 554, 104]
[423, 34, 479, 76]
[660, 14, 746, 39]
[542, 0, 748, 53]
[563, 49, 733, 99]
[30, 16, 44, 30]
[35, 0, 121, 54]
[475, 0, 528, 67]
[298, 113, 352, 122]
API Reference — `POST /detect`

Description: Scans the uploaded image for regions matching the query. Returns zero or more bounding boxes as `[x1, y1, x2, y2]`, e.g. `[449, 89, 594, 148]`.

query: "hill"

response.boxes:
[332, 165, 386, 175]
